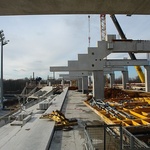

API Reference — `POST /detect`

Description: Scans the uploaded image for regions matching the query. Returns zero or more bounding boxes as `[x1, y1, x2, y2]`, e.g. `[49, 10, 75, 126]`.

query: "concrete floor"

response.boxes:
[49, 90, 102, 150]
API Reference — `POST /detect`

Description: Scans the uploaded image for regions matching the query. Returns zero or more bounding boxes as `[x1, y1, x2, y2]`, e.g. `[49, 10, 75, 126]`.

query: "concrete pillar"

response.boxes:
[78, 78, 82, 92]
[70, 80, 72, 86]
[122, 71, 128, 89]
[110, 73, 115, 88]
[104, 75, 107, 87]
[61, 78, 64, 86]
[82, 76, 88, 94]
[145, 66, 150, 92]
[88, 76, 92, 87]
[92, 70, 104, 100]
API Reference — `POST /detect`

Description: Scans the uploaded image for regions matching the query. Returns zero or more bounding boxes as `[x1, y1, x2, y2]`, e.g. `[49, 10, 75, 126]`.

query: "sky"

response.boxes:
[0, 14, 150, 80]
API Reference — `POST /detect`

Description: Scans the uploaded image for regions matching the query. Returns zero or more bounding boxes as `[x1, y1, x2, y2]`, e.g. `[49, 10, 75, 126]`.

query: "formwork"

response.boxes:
[84, 91, 150, 147]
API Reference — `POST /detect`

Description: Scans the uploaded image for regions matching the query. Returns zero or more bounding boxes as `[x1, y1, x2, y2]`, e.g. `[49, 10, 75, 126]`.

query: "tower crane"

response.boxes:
[100, 14, 109, 87]
[100, 14, 106, 41]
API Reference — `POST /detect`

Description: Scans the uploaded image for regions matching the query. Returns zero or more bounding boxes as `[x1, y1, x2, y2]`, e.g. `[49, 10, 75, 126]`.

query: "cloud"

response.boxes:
[0, 14, 150, 79]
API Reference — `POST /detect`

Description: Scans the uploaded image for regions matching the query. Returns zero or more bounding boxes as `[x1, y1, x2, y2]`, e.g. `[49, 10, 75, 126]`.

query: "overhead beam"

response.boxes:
[67, 59, 149, 71]
[50, 66, 69, 72]
[105, 59, 150, 66]
[97, 39, 150, 53]
[50, 64, 128, 72]
[0, 0, 150, 15]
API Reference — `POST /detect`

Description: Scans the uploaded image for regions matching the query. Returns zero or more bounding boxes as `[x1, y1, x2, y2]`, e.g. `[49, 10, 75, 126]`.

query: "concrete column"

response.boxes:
[122, 71, 128, 89]
[61, 78, 64, 86]
[145, 66, 150, 92]
[78, 78, 82, 92]
[70, 80, 72, 86]
[92, 70, 104, 100]
[110, 73, 115, 88]
[88, 76, 92, 87]
[104, 75, 106, 87]
[82, 76, 88, 94]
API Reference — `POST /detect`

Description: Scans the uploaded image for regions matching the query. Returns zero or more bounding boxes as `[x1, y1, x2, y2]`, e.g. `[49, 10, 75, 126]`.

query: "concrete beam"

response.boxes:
[50, 66, 69, 72]
[59, 75, 78, 80]
[105, 59, 150, 66]
[98, 38, 150, 53]
[67, 59, 149, 71]
[68, 71, 91, 76]
[51, 62, 129, 72]
[0, 0, 150, 15]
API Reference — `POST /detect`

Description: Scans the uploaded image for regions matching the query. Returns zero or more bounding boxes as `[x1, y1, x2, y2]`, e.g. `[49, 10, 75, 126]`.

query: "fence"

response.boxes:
[84, 124, 150, 150]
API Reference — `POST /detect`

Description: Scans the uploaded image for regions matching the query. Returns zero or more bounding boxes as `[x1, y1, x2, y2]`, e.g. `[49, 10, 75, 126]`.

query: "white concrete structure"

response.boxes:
[50, 35, 150, 100]
[60, 72, 89, 94]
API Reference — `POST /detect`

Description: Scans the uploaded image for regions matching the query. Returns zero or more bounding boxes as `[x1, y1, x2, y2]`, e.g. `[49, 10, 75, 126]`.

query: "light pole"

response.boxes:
[0, 30, 9, 109]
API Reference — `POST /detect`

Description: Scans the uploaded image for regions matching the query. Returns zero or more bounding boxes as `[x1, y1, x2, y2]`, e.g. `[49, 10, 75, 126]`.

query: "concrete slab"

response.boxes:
[0, 87, 68, 150]
[0, 0, 150, 15]
[49, 90, 103, 150]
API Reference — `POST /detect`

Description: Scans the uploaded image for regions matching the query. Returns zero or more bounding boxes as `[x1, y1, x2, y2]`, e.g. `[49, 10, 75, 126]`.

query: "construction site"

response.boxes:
[1, 0, 150, 150]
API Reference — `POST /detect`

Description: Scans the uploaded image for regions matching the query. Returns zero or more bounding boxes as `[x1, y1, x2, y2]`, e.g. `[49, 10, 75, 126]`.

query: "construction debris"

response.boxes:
[40, 110, 78, 130]
[85, 88, 150, 145]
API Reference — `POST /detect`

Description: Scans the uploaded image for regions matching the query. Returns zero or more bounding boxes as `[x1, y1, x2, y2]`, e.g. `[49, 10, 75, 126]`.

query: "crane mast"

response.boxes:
[100, 14, 106, 41]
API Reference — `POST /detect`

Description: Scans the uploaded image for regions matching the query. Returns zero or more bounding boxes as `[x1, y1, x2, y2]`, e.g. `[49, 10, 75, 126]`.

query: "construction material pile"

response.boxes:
[104, 88, 148, 100]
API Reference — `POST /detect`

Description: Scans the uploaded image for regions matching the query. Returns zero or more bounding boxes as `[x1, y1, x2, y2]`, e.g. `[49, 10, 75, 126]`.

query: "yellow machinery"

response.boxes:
[40, 110, 77, 128]
[84, 97, 150, 137]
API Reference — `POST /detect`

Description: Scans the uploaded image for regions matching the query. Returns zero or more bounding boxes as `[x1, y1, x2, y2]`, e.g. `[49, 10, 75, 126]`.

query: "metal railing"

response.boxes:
[122, 127, 150, 150]
[84, 124, 150, 150]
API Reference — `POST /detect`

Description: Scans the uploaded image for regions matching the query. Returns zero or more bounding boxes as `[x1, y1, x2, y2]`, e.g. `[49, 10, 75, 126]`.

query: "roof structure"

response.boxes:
[0, 0, 150, 15]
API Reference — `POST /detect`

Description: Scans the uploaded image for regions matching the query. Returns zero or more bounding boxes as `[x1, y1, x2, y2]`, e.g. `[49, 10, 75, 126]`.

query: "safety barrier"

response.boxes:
[84, 124, 150, 150]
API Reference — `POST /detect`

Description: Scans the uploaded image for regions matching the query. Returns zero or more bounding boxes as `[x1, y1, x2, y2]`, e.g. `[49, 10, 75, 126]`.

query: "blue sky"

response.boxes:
[0, 15, 150, 80]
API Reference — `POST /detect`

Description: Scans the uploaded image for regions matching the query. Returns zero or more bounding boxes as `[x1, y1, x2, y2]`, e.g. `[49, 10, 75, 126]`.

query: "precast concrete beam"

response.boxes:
[104, 59, 150, 67]
[1, 0, 150, 15]
[98, 37, 150, 53]
[50, 66, 69, 72]
[51, 64, 127, 73]
[59, 74, 70, 78]
[59, 75, 79, 80]
[104, 67, 127, 72]
[68, 59, 149, 71]
[68, 60, 104, 71]
[69, 71, 91, 76]
[59, 72, 92, 77]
